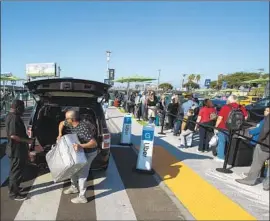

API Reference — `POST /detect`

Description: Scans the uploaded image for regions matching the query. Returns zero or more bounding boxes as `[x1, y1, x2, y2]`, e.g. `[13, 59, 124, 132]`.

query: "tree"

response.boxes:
[184, 81, 200, 89]
[209, 72, 269, 89]
[188, 74, 196, 82]
[195, 74, 201, 83]
[159, 83, 173, 91]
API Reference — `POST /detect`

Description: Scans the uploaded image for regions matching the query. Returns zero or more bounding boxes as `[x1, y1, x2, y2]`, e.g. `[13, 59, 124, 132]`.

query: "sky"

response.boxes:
[1, 1, 269, 88]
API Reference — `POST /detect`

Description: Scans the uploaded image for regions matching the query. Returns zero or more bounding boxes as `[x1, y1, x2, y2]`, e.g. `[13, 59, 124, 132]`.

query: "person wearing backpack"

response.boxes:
[214, 95, 248, 161]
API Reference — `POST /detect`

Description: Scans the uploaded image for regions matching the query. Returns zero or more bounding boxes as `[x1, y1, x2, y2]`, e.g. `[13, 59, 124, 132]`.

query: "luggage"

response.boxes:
[227, 137, 255, 167]
[155, 115, 160, 126]
[185, 133, 193, 147]
[46, 134, 87, 182]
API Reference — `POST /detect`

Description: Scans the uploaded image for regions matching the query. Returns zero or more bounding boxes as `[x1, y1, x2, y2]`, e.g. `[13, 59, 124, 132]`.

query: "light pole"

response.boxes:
[58, 66, 62, 78]
[257, 68, 264, 78]
[106, 51, 111, 79]
[157, 69, 161, 90]
[181, 74, 187, 90]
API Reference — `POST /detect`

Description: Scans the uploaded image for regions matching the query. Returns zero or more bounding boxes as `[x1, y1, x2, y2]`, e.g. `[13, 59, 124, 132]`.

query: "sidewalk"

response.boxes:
[107, 107, 269, 221]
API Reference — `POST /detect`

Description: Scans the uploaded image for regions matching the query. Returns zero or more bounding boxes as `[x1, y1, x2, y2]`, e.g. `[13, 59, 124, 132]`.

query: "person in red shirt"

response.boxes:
[195, 99, 217, 152]
[214, 95, 248, 161]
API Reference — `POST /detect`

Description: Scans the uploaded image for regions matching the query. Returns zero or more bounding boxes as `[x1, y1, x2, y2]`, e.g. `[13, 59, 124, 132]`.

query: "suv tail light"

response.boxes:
[102, 129, 111, 149]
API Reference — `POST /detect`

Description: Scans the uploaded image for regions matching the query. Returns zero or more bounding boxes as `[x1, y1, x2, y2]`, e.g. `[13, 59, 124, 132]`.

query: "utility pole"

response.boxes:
[182, 74, 186, 90]
[157, 69, 161, 90]
[258, 68, 264, 78]
[106, 51, 111, 79]
[58, 66, 62, 78]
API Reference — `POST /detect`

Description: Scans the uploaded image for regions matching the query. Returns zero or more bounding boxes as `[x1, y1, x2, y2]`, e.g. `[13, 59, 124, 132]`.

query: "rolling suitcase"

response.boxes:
[227, 137, 255, 167]
[155, 115, 160, 126]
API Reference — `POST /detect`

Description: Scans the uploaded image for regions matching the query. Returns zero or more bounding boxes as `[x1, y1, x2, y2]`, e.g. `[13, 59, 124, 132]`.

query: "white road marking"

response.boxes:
[14, 173, 65, 221]
[93, 155, 137, 220]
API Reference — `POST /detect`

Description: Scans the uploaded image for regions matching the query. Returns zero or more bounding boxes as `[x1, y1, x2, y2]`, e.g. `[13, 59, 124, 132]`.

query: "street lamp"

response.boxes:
[257, 68, 264, 78]
[181, 74, 187, 90]
[106, 51, 111, 79]
[57, 66, 62, 78]
[157, 69, 161, 90]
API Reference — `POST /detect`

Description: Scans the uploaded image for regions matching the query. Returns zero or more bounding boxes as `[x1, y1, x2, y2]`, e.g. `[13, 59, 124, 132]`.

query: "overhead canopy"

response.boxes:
[1, 75, 25, 81]
[220, 89, 238, 92]
[242, 78, 269, 84]
[194, 88, 215, 92]
[113, 75, 156, 83]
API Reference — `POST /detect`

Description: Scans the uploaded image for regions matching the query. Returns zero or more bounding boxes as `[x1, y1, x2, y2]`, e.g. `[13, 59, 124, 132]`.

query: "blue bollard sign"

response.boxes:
[120, 114, 132, 145]
[136, 124, 155, 173]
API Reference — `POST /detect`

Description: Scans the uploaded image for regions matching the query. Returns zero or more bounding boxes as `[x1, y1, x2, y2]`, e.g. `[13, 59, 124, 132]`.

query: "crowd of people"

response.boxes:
[113, 91, 269, 191]
[4, 92, 269, 203]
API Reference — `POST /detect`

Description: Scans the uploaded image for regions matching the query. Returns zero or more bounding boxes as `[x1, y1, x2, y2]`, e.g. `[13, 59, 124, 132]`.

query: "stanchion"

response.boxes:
[120, 114, 133, 146]
[216, 130, 234, 174]
[158, 111, 166, 135]
[134, 124, 155, 174]
[230, 134, 241, 168]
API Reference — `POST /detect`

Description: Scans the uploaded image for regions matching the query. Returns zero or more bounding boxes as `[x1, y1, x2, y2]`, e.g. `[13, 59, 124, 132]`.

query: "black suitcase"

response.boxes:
[227, 137, 255, 167]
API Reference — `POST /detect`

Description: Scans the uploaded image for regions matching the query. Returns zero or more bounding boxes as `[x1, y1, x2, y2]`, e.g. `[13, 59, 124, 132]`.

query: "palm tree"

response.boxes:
[188, 74, 195, 82]
[195, 74, 201, 83]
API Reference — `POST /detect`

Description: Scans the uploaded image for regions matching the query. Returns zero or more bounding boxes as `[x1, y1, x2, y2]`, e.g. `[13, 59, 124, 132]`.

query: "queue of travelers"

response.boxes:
[5, 93, 268, 204]
[115, 91, 269, 191]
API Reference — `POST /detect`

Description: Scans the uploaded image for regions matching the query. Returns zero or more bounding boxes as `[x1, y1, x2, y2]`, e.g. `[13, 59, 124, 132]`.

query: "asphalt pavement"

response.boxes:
[0, 119, 188, 221]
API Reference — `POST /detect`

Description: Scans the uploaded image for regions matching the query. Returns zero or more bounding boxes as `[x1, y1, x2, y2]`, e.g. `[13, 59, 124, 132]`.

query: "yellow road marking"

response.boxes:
[136, 146, 256, 220]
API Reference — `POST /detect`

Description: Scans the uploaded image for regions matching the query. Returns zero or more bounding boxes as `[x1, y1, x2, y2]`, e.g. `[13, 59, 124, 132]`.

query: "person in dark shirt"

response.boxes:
[57, 110, 98, 204]
[5, 100, 34, 201]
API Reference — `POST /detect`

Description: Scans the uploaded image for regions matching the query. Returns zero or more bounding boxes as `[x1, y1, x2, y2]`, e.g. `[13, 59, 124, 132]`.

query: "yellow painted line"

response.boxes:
[135, 146, 256, 220]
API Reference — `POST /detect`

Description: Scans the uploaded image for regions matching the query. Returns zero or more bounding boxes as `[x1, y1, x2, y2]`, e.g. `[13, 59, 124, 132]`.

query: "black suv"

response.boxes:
[246, 97, 270, 123]
[24, 78, 111, 170]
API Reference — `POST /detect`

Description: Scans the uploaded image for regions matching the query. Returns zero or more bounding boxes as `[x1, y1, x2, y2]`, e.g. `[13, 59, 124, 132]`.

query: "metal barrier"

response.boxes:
[160, 111, 270, 174]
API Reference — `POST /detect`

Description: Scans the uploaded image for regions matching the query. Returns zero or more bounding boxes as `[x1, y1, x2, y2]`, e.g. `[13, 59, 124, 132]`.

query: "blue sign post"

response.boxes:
[205, 79, 211, 88]
[135, 124, 155, 174]
[120, 114, 132, 146]
[222, 81, 227, 89]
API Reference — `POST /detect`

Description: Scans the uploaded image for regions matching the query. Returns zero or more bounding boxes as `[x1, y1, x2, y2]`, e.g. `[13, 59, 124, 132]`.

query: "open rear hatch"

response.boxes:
[25, 78, 111, 99]
[25, 78, 111, 150]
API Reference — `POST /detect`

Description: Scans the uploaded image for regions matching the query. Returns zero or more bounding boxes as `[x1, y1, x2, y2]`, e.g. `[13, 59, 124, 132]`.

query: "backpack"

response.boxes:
[226, 104, 245, 131]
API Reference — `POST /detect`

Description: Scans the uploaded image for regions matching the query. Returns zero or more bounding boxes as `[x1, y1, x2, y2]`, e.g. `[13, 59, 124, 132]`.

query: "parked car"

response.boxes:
[245, 97, 270, 123]
[24, 78, 111, 170]
[211, 99, 227, 112]
[237, 95, 260, 106]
